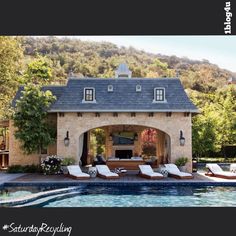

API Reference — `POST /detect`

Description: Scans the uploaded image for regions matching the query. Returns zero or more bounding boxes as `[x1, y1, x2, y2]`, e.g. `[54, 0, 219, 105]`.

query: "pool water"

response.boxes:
[1, 185, 236, 207]
[41, 185, 236, 207]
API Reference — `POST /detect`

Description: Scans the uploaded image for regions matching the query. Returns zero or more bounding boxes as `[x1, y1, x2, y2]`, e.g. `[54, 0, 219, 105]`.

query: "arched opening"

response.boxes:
[78, 124, 171, 167]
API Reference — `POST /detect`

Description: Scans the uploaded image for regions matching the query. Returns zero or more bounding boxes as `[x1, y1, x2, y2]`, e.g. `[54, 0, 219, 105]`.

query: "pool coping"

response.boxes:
[0, 187, 79, 207]
[2, 180, 236, 187]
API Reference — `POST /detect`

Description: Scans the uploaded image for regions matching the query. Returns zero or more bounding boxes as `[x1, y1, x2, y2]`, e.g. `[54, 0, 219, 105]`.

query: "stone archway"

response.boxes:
[84, 125, 171, 165]
[56, 112, 193, 171]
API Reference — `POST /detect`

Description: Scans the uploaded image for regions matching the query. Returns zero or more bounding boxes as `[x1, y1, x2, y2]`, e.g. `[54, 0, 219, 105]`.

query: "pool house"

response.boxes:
[4, 64, 198, 172]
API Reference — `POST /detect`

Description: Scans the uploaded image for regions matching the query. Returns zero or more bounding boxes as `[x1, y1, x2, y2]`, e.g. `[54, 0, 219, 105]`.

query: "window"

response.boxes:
[153, 88, 165, 102]
[108, 85, 113, 92]
[83, 88, 96, 103]
[166, 112, 172, 117]
[85, 89, 94, 101]
[136, 85, 142, 92]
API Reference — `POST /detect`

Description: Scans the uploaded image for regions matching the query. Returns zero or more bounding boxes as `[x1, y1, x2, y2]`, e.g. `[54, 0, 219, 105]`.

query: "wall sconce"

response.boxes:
[179, 130, 185, 146]
[64, 131, 70, 146]
[109, 133, 113, 141]
[134, 133, 138, 141]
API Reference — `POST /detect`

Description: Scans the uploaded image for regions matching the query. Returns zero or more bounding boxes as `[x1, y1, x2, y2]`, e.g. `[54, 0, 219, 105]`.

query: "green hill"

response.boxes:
[22, 36, 233, 93]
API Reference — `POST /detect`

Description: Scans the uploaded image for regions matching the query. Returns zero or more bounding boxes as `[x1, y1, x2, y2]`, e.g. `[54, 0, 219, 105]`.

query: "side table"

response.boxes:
[88, 166, 97, 178]
[159, 167, 169, 177]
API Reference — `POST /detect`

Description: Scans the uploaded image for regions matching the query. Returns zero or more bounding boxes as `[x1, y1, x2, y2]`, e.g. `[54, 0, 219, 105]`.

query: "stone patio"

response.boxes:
[1, 170, 236, 186]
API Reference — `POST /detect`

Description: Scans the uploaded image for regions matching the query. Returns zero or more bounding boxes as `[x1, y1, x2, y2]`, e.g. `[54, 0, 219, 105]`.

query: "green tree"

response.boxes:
[23, 55, 53, 85]
[192, 113, 216, 157]
[91, 128, 105, 155]
[214, 86, 236, 150]
[0, 36, 23, 119]
[13, 84, 56, 154]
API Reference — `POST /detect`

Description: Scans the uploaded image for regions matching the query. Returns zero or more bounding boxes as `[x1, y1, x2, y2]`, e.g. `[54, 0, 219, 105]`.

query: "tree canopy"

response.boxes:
[0, 36, 23, 119]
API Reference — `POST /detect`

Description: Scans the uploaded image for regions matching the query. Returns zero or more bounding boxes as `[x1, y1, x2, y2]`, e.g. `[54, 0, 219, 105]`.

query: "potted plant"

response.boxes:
[175, 157, 188, 172]
[60, 157, 76, 174]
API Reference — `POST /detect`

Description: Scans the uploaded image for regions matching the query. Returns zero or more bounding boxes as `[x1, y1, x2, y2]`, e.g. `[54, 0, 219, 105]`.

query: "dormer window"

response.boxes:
[83, 87, 96, 103]
[153, 88, 166, 102]
[136, 85, 142, 92]
[108, 85, 113, 92]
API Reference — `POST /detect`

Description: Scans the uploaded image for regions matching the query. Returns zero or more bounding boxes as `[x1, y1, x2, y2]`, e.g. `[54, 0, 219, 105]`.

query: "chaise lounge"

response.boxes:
[205, 163, 236, 179]
[96, 165, 119, 179]
[138, 165, 164, 179]
[164, 164, 193, 179]
[67, 165, 90, 179]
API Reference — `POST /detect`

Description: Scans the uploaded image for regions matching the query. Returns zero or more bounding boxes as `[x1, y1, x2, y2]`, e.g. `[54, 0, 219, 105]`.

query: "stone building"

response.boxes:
[8, 64, 198, 172]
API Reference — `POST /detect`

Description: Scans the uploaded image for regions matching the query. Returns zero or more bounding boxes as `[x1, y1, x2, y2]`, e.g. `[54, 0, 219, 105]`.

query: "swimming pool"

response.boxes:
[2, 185, 236, 207]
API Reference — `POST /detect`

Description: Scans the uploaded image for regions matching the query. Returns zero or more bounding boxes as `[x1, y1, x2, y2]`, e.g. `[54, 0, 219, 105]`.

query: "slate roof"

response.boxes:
[12, 85, 65, 107]
[12, 78, 199, 113]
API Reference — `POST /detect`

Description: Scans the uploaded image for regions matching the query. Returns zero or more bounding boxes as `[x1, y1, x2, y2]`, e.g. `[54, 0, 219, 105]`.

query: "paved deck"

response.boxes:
[0, 172, 28, 185]
[1, 170, 236, 186]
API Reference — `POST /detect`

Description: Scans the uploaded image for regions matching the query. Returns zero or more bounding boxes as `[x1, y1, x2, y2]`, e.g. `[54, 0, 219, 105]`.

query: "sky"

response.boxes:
[57, 36, 236, 73]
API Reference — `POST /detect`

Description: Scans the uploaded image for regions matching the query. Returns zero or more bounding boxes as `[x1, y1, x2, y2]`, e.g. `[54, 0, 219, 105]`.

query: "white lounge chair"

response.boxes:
[96, 165, 119, 179]
[164, 164, 193, 179]
[230, 164, 236, 173]
[138, 165, 164, 179]
[67, 165, 90, 179]
[205, 164, 236, 179]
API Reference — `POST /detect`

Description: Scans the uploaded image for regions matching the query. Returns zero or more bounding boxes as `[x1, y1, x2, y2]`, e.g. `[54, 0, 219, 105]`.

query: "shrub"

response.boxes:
[23, 164, 42, 173]
[61, 157, 76, 166]
[7, 164, 41, 173]
[41, 155, 62, 175]
[175, 157, 188, 167]
[7, 165, 24, 173]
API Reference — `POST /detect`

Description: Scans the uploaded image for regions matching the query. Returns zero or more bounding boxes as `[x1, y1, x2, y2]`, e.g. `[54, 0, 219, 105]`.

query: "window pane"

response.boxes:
[85, 89, 94, 101]
[155, 89, 164, 101]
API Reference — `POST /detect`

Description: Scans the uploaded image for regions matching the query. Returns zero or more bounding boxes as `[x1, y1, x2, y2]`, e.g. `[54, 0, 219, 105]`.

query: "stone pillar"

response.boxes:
[134, 129, 142, 156]
[104, 126, 113, 159]
[57, 113, 80, 163]
[169, 125, 192, 172]
[156, 130, 165, 163]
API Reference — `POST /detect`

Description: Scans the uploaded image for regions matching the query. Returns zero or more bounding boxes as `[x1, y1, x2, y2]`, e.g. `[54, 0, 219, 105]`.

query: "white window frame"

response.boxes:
[82, 87, 96, 103]
[153, 87, 166, 103]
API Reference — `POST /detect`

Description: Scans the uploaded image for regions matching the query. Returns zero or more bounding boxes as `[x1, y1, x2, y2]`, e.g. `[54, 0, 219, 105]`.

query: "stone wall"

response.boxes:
[9, 113, 57, 166]
[9, 112, 192, 171]
[56, 112, 193, 172]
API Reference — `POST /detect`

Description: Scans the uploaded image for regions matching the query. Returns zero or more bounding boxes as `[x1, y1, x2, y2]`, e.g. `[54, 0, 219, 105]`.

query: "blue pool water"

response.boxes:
[42, 185, 236, 207]
[1, 185, 236, 207]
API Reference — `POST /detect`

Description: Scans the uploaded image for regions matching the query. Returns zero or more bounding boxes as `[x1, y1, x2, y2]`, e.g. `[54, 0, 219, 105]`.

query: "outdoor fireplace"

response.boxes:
[115, 150, 133, 159]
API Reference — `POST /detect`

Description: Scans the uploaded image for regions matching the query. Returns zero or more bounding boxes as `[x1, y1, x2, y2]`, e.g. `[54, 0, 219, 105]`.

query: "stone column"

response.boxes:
[57, 113, 80, 162]
[169, 125, 192, 172]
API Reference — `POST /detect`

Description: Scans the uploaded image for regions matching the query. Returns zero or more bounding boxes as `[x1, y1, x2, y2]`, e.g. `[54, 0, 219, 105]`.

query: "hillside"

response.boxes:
[21, 36, 233, 93]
